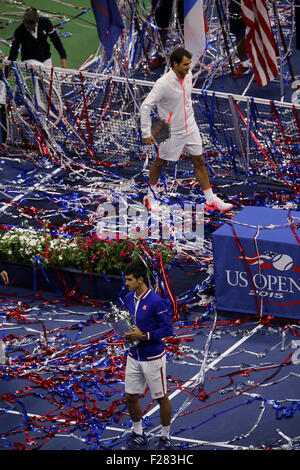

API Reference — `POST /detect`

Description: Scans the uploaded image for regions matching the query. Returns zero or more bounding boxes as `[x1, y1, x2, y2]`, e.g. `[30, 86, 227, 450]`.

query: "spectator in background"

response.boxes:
[229, 0, 246, 61]
[229, 0, 251, 78]
[150, 0, 184, 69]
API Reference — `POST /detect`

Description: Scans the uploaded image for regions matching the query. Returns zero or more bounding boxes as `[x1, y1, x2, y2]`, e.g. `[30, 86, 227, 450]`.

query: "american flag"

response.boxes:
[241, 0, 278, 87]
[91, 0, 124, 60]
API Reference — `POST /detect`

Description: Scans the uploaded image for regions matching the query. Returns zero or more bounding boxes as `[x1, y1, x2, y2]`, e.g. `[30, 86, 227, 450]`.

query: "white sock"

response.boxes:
[149, 182, 158, 192]
[203, 187, 215, 202]
[161, 425, 170, 438]
[133, 420, 143, 435]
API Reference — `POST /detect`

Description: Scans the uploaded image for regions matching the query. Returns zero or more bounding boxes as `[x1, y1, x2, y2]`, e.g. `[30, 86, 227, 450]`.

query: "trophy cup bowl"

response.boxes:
[103, 304, 139, 348]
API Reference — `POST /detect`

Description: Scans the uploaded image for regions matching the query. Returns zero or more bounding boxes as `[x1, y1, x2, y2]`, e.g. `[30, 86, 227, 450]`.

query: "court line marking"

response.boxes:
[144, 323, 264, 418]
[0, 323, 263, 449]
[0, 408, 250, 449]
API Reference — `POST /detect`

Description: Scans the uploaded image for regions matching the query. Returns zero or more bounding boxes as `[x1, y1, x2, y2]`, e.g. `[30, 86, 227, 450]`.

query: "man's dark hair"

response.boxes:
[170, 47, 192, 67]
[124, 260, 148, 283]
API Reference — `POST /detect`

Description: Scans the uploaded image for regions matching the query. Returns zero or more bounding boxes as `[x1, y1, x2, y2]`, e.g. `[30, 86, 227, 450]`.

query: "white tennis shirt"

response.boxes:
[140, 68, 198, 138]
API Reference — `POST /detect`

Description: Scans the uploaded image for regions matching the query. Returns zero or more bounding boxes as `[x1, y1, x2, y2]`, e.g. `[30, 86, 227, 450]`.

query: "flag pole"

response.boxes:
[215, 0, 234, 76]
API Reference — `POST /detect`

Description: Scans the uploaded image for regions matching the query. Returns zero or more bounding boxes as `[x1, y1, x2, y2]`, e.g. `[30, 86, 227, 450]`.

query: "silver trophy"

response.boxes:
[103, 303, 138, 348]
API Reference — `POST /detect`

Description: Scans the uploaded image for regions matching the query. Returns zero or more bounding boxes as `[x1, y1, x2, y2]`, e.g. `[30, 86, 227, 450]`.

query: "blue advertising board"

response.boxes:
[212, 206, 300, 319]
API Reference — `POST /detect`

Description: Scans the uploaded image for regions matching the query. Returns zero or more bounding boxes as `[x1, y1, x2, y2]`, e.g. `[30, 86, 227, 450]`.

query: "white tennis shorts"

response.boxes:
[125, 354, 167, 399]
[158, 127, 203, 162]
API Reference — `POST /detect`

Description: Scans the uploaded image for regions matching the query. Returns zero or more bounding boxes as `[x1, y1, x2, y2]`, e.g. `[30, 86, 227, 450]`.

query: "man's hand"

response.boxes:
[124, 326, 144, 341]
[142, 135, 156, 145]
[60, 58, 67, 68]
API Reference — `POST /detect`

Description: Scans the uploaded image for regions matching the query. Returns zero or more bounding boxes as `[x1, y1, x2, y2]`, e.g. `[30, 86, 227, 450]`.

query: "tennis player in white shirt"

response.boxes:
[140, 47, 233, 213]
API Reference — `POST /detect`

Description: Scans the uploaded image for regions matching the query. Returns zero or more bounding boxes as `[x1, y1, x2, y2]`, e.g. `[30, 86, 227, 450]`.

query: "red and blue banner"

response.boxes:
[91, 0, 124, 59]
[212, 207, 300, 319]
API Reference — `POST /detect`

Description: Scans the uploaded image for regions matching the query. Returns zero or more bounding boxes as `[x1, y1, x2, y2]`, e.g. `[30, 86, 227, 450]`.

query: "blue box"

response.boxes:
[212, 206, 300, 319]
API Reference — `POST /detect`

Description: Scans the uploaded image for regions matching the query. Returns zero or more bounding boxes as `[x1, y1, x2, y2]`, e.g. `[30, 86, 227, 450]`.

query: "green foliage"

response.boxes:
[0, 227, 174, 275]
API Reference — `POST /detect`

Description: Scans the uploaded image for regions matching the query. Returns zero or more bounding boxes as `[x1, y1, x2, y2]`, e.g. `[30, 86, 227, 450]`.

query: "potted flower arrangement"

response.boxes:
[0, 225, 174, 299]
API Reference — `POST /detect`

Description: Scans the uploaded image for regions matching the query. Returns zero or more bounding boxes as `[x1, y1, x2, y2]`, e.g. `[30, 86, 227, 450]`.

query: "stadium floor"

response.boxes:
[0, 0, 299, 457]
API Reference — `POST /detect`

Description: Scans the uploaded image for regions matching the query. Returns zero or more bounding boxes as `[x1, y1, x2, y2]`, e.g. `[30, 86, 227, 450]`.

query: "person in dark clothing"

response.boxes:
[229, 0, 246, 60]
[8, 7, 67, 68]
[150, 0, 184, 69]
[153, 0, 184, 37]
[228, 0, 252, 79]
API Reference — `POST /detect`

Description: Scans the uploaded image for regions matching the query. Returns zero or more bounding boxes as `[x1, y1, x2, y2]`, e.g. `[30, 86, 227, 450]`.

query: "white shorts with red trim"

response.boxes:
[125, 354, 167, 400]
[158, 127, 202, 162]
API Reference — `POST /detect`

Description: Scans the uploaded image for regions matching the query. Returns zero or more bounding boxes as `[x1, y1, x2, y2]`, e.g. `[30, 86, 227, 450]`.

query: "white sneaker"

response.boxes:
[205, 196, 234, 212]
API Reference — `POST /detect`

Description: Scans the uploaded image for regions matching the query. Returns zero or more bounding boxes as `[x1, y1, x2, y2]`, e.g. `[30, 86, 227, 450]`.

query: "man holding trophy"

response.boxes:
[122, 261, 173, 450]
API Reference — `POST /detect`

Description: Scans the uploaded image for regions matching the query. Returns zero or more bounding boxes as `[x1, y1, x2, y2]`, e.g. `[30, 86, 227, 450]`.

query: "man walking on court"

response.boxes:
[140, 47, 233, 212]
